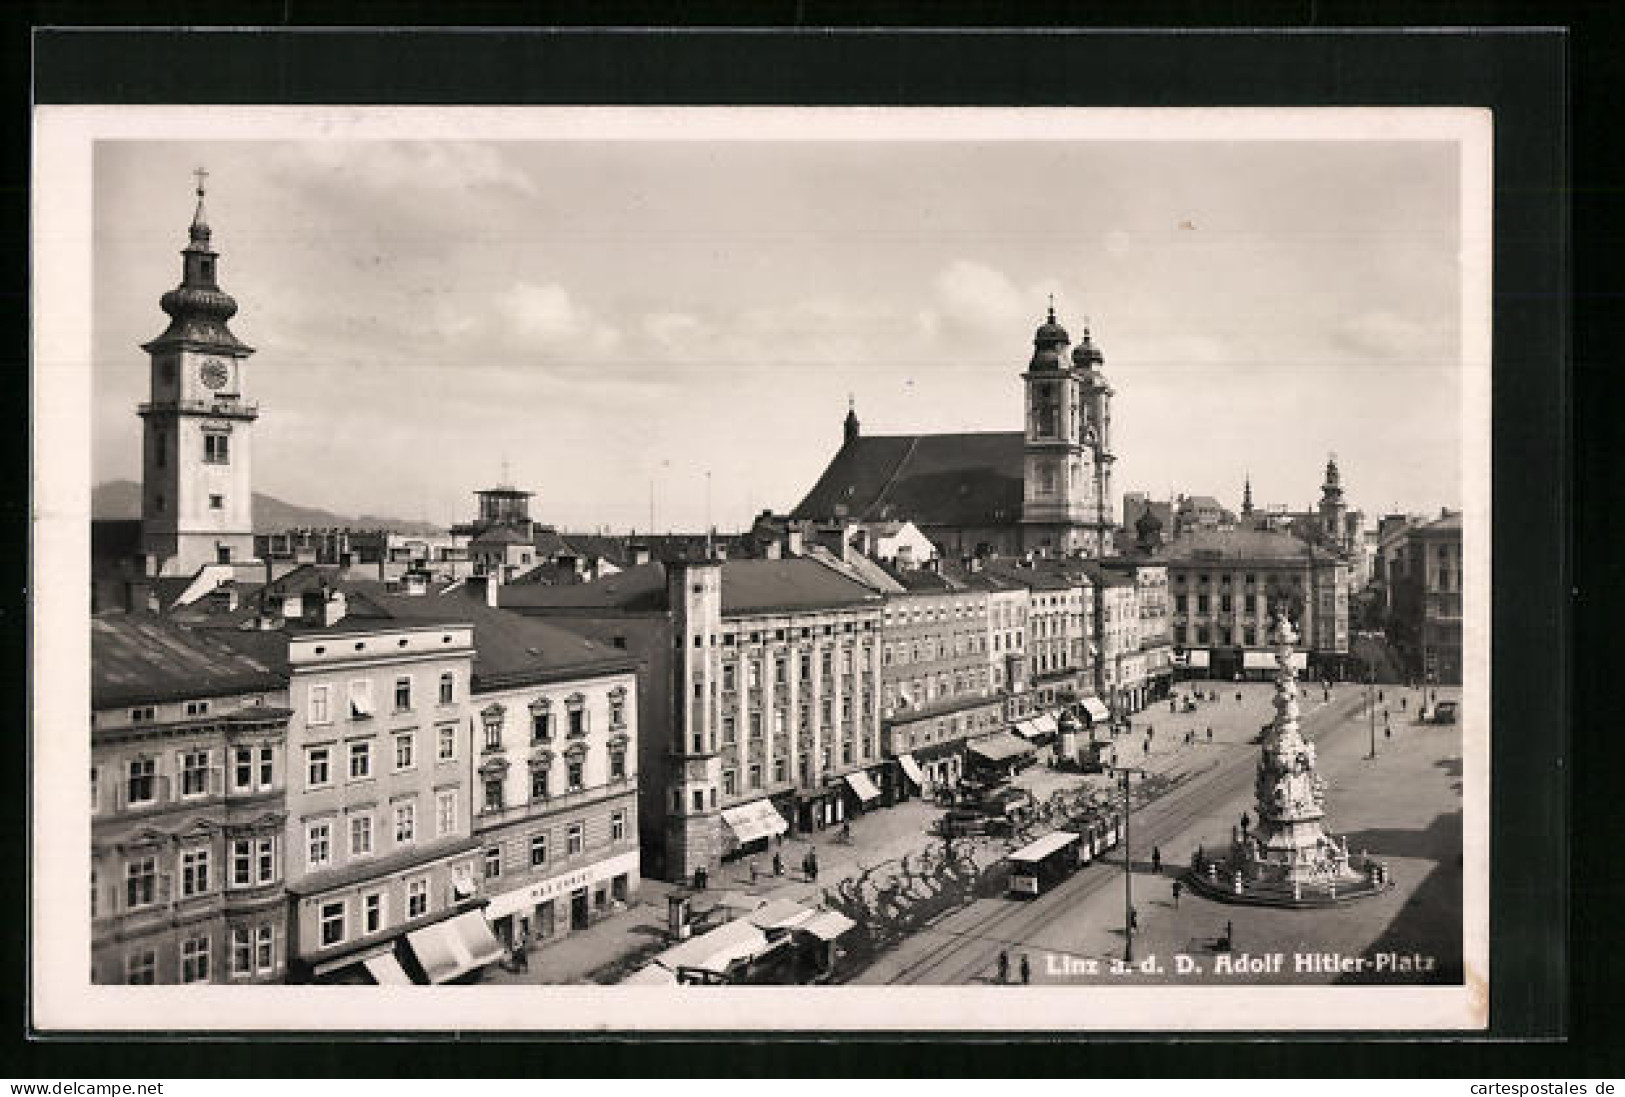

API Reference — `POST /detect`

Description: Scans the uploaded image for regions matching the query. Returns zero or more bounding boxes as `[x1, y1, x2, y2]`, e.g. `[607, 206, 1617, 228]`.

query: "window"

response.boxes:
[363, 891, 384, 935]
[306, 822, 332, 870]
[482, 709, 503, 751]
[349, 813, 373, 857]
[394, 676, 413, 712]
[203, 432, 230, 464]
[233, 746, 253, 791]
[394, 802, 416, 844]
[181, 935, 210, 983]
[437, 790, 458, 836]
[407, 878, 428, 920]
[483, 778, 504, 814]
[611, 811, 626, 841]
[531, 701, 553, 742]
[484, 848, 502, 880]
[348, 740, 372, 781]
[306, 746, 332, 789]
[692, 790, 704, 812]
[749, 712, 763, 740]
[609, 691, 627, 728]
[530, 767, 549, 801]
[722, 769, 737, 796]
[722, 716, 736, 744]
[259, 745, 274, 788]
[722, 663, 736, 692]
[349, 680, 375, 720]
[255, 924, 276, 972]
[530, 835, 548, 868]
[127, 757, 156, 805]
[773, 757, 787, 784]
[566, 759, 584, 792]
[309, 685, 331, 725]
[437, 724, 457, 761]
[609, 749, 626, 781]
[394, 732, 415, 772]
[319, 901, 346, 947]
[186, 699, 210, 717]
[126, 949, 157, 985]
[567, 706, 586, 738]
[125, 856, 157, 909]
[231, 926, 252, 977]
[180, 846, 210, 897]
[567, 823, 584, 855]
[749, 763, 762, 790]
[438, 672, 455, 705]
[180, 748, 210, 797]
[209, 494, 224, 510]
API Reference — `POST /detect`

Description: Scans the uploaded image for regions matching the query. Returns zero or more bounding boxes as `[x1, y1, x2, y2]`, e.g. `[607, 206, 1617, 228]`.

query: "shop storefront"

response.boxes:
[893, 753, 927, 800]
[307, 904, 505, 986]
[1080, 696, 1112, 732]
[841, 770, 884, 815]
[795, 785, 844, 833]
[483, 848, 642, 949]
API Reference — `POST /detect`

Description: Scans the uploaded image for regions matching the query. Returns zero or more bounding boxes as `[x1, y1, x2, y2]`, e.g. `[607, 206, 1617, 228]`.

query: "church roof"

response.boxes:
[790, 432, 1025, 528]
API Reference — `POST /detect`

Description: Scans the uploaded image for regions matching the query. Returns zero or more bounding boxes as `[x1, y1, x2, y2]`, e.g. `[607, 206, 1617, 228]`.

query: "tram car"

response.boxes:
[1007, 830, 1084, 898]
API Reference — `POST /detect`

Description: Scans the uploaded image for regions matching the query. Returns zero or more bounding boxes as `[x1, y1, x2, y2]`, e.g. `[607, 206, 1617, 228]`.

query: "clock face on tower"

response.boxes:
[199, 359, 230, 390]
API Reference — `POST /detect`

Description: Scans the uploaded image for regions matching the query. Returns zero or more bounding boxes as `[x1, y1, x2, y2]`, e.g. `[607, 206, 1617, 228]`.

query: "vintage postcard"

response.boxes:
[32, 105, 1490, 1031]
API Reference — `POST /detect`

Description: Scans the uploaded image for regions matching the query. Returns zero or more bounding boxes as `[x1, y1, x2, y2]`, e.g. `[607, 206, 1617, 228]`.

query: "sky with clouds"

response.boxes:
[92, 135, 1463, 533]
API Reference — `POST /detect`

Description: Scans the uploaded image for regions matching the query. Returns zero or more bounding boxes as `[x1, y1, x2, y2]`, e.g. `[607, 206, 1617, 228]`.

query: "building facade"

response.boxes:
[665, 559, 886, 882]
[1381, 510, 1463, 685]
[91, 615, 292, 985]
[280, 617, 490, 982]
[877, 569, 1003, 794]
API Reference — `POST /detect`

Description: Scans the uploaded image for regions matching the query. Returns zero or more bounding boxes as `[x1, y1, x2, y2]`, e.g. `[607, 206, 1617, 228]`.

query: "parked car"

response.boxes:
[1432, 700, 1458, 724]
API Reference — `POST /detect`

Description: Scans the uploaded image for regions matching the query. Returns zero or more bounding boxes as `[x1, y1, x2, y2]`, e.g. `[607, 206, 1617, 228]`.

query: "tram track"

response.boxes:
[872, 690, 1369, 985]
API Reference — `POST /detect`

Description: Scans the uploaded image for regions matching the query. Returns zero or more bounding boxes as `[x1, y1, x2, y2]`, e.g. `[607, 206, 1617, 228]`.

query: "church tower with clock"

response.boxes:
[139, 171, 259, 576]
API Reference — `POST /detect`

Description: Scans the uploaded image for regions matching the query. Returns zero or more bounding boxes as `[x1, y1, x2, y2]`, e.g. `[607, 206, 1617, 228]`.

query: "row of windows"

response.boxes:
[480, 746, 628, 813]
[882, 601, 988, 625]
[882, 634, 989, 665]
[318, 876, 437, 949]
[481, 813, 623, 880]
[1174, 572, 1305, 588]
[304, 790, 458, 873]
[100, 741, 278, 811]
[696, 621, 878, 649]
[307, 673, 457, 726]
[718, 737, 874, 795]
[98, 833, 281, 919]
[303, 728, 450, 791]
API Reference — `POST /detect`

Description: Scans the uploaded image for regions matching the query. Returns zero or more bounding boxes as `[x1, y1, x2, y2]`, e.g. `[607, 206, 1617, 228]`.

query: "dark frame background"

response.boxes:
[16, 10, 1586, 1079]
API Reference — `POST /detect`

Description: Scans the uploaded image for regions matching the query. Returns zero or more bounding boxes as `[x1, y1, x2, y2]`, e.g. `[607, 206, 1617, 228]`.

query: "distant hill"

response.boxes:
[92, 480, 445, 537]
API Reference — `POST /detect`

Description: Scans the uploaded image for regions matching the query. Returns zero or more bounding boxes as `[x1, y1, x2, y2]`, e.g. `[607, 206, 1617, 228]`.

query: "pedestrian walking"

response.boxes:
[1130, 906, 1140, 933]
[750, 860, 759, 883]
[807, 850, 819, 882]
[1020, 954, 1031, 985]
[1240, 811, 1251, 835]
[1401, 696, 1407, 712]
[1236, 690, 1242, 703]
[772, 851, 783, 876]
[1172, 879, 1183, 908]
[1151, 845, 1163, 874]
[997, 949, 1010, 984]
[1206, 726, 1213, 743]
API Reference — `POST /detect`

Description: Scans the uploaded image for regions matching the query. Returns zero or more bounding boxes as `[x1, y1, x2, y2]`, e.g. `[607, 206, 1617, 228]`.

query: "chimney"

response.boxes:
[322, 589, 347, 627]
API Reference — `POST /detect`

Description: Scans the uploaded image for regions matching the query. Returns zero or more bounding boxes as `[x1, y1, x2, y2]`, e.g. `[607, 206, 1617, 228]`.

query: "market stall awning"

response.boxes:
[1081, 697, 1111, 722]
[746, 898, 816, 931]
[1031, 713, 1059, 736]
[654, 917, 770, 976]
[405, 910, 506, 984]
[796, 910, 857, 942]
[1187, 650, 1211, 669]
[623, 963, 679, 986]
[843, 771, 882, 803]
[896, 754, 926, 788]
[1242, 651, 1277, 670]
[363, 951, 414, 986]
[1011, 719, 1042, 740]
[968, 732, 1035, 764]
[720, 799, 790, 844]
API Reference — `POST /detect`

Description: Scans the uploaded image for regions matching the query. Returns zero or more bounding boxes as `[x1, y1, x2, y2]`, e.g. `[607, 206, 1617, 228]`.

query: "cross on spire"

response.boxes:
[1046, 293, 1055, 323]
[193, 166, 209, 197]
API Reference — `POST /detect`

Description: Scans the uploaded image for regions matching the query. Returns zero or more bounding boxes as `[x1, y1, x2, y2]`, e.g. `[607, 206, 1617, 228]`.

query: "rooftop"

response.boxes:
[1162, 527, 1320, 563]
[92, 612, 287, 709]
[791, 432, 1024, 528]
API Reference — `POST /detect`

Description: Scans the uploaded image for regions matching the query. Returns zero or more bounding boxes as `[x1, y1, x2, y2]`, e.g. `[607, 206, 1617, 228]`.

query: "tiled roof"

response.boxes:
[92, 613, 287, 708]
[1162, 527, 1317, 562]
[348, 581, 638, 687]
[532, 526, 572, 557]
[499, 562, 670, 612]
[557, 533, 631, 567]
[470, 525, 531, 547]
[791, 432, 1025, 527]
[719, 558, 883, 614]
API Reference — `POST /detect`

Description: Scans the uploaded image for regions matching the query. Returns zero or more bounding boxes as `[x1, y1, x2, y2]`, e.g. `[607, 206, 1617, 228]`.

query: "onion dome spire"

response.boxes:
[1242, 474, 1255, 517]
[143, 168, 252, 355]
[1029, 295, 1071, 371]
[843, 394, 860, 445]
[1071, 316, 1105, 371]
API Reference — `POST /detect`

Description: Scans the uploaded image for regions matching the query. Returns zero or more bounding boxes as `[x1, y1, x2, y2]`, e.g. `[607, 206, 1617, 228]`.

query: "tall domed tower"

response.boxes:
[1072, 321, 1116, 556]
[138, 170, 259, 576]
[1317, 454, 1349, 552]
[1020, 303, 1105, 556]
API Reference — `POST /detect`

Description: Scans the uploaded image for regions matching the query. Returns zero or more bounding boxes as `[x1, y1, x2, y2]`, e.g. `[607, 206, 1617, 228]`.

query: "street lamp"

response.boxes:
[1365, 665, 1377, 760]
[1116, 763, 1151, 962]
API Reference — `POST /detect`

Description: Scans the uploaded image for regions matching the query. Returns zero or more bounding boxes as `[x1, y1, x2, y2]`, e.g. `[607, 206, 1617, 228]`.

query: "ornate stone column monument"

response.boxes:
[1236, 608, 1369, 895]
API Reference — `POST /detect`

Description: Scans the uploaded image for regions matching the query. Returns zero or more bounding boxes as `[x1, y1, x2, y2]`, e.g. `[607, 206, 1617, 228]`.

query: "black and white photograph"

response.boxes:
[32, 105, 1490, 1032]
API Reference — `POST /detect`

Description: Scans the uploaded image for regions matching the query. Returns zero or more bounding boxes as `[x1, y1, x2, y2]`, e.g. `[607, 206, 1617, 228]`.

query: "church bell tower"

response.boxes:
[1020, 302, 1097, 556]
[138, 170, 259, 576]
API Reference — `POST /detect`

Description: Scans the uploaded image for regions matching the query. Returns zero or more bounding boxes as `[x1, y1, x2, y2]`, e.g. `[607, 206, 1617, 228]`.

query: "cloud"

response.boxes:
[496, 281, 622, 356]
[272, 141, 538, 199]
[1330, 310, 1455, 361]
